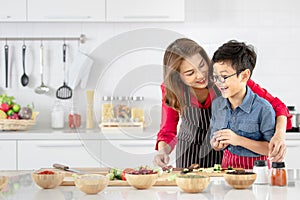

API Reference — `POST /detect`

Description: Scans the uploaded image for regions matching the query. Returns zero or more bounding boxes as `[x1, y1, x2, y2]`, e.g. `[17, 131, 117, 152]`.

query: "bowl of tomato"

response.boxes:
[32, 170, 65, 189]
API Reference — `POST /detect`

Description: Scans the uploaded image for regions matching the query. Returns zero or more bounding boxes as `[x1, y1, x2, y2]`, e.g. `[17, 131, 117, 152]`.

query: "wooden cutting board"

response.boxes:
[39, 168, 235, 186]
[61, 171, 178, 186]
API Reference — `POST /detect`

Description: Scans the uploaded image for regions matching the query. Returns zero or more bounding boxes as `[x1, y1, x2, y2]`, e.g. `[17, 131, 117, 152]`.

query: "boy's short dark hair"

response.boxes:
[211, 40, 257, 77]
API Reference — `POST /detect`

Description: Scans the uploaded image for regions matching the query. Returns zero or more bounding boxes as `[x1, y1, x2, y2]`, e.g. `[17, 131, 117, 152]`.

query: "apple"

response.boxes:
[12, 104, 21, 113]
[0, 103, 10, 112]
[7, 109, 14, 116]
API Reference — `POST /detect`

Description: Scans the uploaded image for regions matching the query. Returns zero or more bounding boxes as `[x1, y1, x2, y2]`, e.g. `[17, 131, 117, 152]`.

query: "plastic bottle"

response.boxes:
[51, 100, 64, 129]
[253, 160, 269, 184]
[271, 162, 287, 186]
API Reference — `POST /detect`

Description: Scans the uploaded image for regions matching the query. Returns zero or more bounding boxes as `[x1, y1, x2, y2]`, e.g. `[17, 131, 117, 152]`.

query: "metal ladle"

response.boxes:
[21, 44, 29, 87]
[35, 43, 50, 94]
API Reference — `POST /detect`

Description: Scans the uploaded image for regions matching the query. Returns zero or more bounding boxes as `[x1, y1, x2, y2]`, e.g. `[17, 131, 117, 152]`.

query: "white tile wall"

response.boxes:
[0, 0, 299, 129]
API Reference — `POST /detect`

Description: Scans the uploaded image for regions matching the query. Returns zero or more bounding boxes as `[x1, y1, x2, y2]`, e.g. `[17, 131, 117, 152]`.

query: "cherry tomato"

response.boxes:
[38, 170, 55, 175]
[121, 168, 134, 180]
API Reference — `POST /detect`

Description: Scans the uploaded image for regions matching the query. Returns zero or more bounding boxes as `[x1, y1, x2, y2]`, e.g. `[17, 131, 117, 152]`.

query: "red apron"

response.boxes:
[222, 149, 268, 169]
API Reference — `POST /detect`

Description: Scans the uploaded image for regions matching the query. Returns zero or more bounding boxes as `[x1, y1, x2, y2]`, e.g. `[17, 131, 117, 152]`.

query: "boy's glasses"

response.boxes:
[211, 72, 238, 83]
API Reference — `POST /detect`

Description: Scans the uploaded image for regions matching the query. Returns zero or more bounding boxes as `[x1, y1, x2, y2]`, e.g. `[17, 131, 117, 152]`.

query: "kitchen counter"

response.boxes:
[1, 170, 299, 200]
[0, 128, 157, 140]
[0, 129, 299, 140]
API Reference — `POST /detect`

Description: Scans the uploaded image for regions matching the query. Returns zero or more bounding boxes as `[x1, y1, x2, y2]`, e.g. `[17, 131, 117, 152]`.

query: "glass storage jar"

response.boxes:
[130, 96, 144, 122]
[51, 100, 64, 129]
[271, 162, 287, 186]
[101, 96, 115, 123]
[68, 105, 81, 129]
[115, 96, 131, 122]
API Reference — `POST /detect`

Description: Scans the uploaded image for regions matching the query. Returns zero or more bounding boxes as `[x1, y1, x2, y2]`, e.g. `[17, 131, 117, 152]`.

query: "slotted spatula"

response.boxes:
[56, 43, 72, 99]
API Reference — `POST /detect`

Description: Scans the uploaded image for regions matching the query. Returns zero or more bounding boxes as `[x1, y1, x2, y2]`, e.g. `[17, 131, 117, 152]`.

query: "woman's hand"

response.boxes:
[269, 134, 286, 162]
[153, 152, 170, 167]
[154, 141, 171, 167]
[216, 129, 241, 146]
[269, 116, 287, 162]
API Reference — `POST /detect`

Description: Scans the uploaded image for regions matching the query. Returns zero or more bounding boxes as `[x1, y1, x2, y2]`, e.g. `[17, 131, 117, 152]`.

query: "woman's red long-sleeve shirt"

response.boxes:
[155, 79, 292, 150]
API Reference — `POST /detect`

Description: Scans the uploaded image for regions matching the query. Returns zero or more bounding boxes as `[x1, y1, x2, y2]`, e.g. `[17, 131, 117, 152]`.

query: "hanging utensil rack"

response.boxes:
[0, 34, 86, 44]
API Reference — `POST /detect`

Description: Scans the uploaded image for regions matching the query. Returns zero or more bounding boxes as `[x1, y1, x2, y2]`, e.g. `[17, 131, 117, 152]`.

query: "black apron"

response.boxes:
[176, 86, 223, 168]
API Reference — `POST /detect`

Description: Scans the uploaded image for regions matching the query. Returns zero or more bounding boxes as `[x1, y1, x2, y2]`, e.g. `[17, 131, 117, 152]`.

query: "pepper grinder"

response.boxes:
[86, 90, 94, 129]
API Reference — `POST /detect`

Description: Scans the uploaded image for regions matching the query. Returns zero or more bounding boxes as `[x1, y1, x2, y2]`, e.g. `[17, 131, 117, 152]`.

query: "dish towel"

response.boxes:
[68, 51, 94, 89]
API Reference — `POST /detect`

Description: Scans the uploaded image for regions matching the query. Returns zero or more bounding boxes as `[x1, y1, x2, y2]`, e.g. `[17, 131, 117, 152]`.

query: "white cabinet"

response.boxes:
[27, 0, 105, 22]
[0, 0, 27, 21]
[100, 140, 176, 168]
[1, 0, 184, 22]
[285, 140, 300, 169]
[106, 0, 184, 22]
[0, 141, 17, 170]
[17, 140, 101, 170]
[100, 140, 156, 168]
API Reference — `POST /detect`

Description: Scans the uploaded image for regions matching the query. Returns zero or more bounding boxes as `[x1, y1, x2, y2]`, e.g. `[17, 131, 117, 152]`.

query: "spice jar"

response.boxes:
[271, 162, 287, 186]
[101, 96, 115, 122]
[68, 105, 81, 129]
[115, 96, 131, 122]
[253, 160, 269, 184]
[51, 100, 64, 129]
[130, 96, 144, 122]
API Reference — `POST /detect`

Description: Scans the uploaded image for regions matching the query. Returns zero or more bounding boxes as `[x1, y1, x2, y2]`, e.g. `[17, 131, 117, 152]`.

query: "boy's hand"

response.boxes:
[211, 133, 228, 150]
[216, 129, 240, 146]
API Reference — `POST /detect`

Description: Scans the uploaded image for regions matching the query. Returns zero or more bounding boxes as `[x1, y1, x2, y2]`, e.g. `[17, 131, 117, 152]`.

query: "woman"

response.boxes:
[153, 38, 291, 168]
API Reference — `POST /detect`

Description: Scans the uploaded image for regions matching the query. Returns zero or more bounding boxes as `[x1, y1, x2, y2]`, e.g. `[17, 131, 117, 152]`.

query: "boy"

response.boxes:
[209, 40, 275, 169]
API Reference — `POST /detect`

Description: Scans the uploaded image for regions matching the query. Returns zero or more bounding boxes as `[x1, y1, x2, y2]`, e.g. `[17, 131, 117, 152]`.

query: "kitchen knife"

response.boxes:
[53, 163, 86, 174]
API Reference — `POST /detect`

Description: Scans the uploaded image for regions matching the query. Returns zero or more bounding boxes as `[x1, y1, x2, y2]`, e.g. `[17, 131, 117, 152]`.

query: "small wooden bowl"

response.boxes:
[74, 174, 108, 194]
[176, 175, 210, 193]
[0, 176, 8, 190]
[32, 172, 65, 189]
[224, 172, 257, 189]
[125, 173, 158, 189]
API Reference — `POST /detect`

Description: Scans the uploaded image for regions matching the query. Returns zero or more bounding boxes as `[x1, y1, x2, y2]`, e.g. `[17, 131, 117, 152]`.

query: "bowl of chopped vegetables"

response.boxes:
[125, 167, 158, 189]
[176, 174, 210, 193]
[32, 170, 65, 189]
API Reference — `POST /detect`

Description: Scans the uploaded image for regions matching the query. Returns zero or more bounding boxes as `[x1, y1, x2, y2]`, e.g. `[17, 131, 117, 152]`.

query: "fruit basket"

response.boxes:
[0, 94, 38, 131]
[0, 119, 36, 131]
